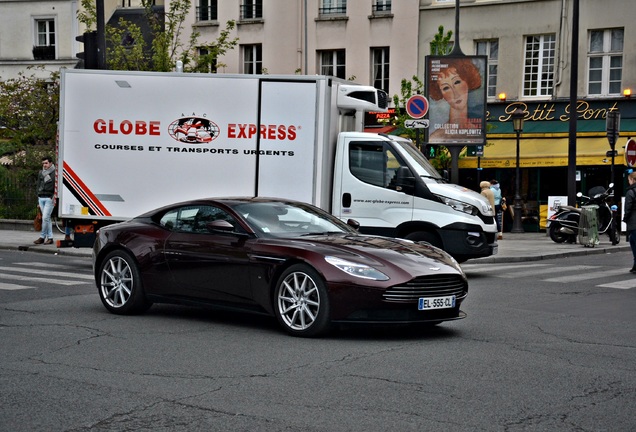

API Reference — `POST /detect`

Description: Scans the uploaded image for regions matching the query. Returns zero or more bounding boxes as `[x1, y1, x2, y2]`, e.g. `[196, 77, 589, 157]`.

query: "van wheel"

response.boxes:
[405, 231, 442, 249]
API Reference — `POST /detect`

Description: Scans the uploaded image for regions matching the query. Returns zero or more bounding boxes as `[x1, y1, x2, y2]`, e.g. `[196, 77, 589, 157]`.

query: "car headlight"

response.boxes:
[325, 256, 389, 281]
[436, 195, 479, 216]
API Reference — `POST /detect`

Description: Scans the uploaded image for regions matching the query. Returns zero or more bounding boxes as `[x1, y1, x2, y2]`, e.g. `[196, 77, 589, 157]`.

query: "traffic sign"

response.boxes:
[405, 119, 429, 129]
[406, 95, 429, 119]
[625, 138, 636, 166]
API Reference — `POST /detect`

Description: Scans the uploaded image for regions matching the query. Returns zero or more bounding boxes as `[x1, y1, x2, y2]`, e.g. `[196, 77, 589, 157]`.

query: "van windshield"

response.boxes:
[392, 139, 444, 182]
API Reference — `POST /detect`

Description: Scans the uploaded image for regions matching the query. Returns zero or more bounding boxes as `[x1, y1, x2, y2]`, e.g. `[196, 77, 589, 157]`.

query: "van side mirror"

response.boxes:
[395, 166, 415, 193]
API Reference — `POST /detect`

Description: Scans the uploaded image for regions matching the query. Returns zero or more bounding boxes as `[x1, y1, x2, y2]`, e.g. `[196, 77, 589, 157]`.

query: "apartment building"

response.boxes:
[189, 0, 419, 98]
[418, 0, 636, 229]
[0, 0, 80, 80]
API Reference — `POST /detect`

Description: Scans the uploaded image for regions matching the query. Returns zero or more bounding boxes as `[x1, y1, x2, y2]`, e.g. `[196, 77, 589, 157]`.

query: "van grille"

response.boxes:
[383, 275, 467, 303]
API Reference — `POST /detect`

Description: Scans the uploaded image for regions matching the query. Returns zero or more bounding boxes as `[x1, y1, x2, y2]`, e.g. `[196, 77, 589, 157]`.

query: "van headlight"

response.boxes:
[436, 195, 478, 216]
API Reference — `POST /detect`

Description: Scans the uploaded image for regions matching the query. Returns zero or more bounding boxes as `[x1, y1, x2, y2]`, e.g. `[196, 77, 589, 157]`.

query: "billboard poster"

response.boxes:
[426, 55, 487, 145]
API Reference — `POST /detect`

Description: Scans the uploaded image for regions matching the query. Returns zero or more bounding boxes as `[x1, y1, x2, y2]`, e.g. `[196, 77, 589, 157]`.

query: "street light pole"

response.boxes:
[511, 108, 526, 233]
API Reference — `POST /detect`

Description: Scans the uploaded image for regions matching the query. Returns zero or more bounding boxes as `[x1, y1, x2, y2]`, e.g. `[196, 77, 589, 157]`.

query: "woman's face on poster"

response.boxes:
[437, 67, 469, 111]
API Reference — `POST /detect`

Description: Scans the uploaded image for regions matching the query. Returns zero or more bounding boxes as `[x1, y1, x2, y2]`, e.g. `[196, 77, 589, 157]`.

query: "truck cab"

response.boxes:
[332, 132, 498, 262]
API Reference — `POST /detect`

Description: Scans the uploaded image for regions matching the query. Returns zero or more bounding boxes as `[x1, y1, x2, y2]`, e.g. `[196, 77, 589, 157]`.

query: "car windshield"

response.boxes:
[233, 201, 356, 238]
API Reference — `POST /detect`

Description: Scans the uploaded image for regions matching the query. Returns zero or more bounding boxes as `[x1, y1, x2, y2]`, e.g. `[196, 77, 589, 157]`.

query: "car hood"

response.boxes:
[262, 234, 463, 276]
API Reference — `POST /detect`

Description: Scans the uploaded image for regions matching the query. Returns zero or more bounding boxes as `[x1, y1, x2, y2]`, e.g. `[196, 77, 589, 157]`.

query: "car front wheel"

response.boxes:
[98, 250, 151, 315]
[275, 264, 331, 337]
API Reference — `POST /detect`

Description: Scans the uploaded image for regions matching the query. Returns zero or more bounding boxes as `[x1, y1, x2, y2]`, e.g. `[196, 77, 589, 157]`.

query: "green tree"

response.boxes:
[0, 68, 59, 157]
[391, 75, 424, 143]
[78, 0, 238, 72]
[430, 25, 453, 56]
[0, 68, 59, 219]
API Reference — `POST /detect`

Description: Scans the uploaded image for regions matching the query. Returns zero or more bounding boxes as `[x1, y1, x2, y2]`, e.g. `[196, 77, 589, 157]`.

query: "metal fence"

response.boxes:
[0, 169, 38, 219]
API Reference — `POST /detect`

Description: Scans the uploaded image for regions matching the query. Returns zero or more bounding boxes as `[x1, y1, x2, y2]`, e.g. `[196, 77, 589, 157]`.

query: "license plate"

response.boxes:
[418, 295, 456, 310]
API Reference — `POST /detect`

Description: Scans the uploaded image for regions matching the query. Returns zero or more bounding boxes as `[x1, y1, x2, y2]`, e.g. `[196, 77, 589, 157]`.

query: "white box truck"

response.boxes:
[58, 69, 497, 261]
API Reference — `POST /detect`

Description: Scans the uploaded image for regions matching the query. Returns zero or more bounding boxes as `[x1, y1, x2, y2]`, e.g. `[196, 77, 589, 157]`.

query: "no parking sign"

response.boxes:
[406, 95, 429, 119]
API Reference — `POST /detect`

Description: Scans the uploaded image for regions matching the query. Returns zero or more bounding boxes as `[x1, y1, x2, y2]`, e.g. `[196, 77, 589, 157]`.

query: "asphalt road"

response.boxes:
[1, 249, 634, 431]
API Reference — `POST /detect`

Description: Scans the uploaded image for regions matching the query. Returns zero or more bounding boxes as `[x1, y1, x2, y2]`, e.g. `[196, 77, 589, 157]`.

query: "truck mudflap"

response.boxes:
[437, 224, 498, 261]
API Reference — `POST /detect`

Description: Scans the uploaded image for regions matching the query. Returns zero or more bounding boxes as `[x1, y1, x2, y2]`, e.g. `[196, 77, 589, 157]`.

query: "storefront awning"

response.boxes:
[459, 136, 630, 168]
[364, 125, 397, 134]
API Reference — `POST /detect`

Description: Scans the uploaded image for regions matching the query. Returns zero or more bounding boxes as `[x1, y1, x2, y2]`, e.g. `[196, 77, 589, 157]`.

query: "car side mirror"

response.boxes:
[206, 220, 235, 232]
[347, 219, 360, 230]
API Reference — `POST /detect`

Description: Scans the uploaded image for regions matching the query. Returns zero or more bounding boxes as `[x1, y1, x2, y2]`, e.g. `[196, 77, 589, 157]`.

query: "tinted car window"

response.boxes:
[160, 205, 243, 234]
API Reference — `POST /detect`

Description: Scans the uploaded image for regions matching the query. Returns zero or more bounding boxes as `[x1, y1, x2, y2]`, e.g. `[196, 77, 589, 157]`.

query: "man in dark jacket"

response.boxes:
[34, 156, 56, 245]
[623, 170, 636, 272]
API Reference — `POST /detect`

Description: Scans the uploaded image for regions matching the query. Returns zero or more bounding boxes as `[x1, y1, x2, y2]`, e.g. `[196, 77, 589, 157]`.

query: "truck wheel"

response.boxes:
[98, 250, 152, 315]
[405, 231, 442, 249]
[274, 264, 331, 337]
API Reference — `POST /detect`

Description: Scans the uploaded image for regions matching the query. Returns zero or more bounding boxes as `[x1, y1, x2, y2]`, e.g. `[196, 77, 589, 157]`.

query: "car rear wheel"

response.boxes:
[98, 250, 151, 315]
[275, 264, 331, 337]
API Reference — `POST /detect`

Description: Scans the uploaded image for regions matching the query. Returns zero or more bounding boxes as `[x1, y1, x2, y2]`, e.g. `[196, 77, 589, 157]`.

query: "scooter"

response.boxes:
[548, 183, 620, 245]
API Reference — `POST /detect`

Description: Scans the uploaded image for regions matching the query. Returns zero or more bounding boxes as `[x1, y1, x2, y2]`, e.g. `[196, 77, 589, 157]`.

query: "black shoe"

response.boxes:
[33, 238, 44, 245]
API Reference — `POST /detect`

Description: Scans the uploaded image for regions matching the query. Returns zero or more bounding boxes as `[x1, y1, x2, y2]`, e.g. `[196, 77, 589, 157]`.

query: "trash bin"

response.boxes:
[578, 204, 599, 247]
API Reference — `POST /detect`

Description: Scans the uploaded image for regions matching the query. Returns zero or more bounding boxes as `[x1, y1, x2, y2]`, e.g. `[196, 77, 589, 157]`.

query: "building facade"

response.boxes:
[187, 0, 420, 98]
[418, 0, 636, 230]
[0, 0, 80, 80]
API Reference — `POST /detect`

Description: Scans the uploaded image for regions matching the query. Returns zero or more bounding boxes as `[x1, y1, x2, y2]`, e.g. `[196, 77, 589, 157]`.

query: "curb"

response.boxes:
[473, 243, 631, 263]
[0, 243, 92, 257]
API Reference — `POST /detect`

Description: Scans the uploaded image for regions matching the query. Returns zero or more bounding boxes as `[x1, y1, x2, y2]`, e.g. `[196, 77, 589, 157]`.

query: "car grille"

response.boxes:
[383, 274, 467, 303]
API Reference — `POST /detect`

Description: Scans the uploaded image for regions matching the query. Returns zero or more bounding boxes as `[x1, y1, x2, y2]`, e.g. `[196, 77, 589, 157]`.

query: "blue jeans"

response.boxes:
[38, 197, 54, 240]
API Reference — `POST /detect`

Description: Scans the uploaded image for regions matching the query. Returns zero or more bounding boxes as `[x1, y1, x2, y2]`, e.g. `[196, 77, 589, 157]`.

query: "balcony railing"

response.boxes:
[372, 1, 391, 14]
[240, 3, 263, 20]
[196, 5, 218, 21]
[32, 45, 55, 60]
[319, 5, 347, 15]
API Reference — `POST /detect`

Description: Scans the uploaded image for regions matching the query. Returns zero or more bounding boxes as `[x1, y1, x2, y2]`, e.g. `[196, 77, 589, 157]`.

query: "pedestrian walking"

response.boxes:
[623, 170, 636, 272]
[480, 180, 495, 214]
[490, 179, 503, 239]
[34, 156, 56, 245]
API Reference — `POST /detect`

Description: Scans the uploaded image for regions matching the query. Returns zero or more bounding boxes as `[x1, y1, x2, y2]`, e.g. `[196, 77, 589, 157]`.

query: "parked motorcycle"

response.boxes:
[548, 183, 620, 245]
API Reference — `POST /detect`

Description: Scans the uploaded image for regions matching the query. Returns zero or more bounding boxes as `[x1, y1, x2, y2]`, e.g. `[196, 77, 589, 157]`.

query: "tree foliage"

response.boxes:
[0, 67, 59, 160]
[0, 68, 59, 218]
[430, 25, 453, 56]
[78, 0, 238, 72]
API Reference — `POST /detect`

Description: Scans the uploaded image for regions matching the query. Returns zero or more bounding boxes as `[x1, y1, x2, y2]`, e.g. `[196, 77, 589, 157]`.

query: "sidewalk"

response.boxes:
[0, 221, 630, 262]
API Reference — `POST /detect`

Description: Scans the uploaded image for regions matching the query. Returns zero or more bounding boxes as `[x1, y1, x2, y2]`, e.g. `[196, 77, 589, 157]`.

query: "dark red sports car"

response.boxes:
[92, 198, 468, 337]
